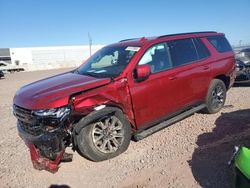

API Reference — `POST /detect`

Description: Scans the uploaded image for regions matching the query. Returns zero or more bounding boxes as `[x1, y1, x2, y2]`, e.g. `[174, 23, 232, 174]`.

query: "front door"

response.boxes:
[128, 42, 180, 129]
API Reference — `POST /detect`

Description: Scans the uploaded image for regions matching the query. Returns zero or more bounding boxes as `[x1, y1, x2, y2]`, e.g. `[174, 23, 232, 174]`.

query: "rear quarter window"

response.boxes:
[207, 35, 232, 53]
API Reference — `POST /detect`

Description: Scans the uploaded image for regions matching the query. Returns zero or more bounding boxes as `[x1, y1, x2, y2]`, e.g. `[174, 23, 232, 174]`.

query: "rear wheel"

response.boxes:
[204, 79, 226, 114]
[76, 109, 131, 161]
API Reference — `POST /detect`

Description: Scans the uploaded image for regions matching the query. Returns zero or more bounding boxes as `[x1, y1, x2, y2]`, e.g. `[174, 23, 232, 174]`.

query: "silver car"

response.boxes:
[235, 48, 250, 83]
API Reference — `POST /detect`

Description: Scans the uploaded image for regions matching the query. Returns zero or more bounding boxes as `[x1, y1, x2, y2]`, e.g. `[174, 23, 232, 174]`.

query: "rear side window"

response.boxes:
[168, 38, 198, 67]
[194, 38, 210, 59]
[207, 35, 232, 53]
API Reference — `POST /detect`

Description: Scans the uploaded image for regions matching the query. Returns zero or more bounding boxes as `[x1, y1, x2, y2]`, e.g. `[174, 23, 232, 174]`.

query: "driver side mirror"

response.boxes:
[134, 64, 151, 82]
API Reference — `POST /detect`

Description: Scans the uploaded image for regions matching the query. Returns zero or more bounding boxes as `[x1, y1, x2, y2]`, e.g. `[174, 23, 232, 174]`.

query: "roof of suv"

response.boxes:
[116, 31, 223, 47]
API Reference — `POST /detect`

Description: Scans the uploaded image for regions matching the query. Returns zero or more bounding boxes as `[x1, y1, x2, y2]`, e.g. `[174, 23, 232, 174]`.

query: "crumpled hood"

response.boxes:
[13, 72, 111, 110]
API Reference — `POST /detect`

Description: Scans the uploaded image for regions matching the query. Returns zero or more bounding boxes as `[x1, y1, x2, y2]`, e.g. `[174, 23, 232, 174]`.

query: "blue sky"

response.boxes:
[0, 0, 249, 48]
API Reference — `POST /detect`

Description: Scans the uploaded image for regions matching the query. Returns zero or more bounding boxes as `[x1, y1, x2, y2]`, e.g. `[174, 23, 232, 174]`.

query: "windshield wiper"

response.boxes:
[78, 70, 117, 79]
[82, 72, 100, 78]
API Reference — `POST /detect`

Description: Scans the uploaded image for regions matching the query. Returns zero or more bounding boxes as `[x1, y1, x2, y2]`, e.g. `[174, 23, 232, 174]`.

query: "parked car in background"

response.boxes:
[0, 61, 25, 73]
[13, 31, 236, 173]
[0, 70, 4, 78]
[235, 59, 250, 83]
[235, 48, 250, 83]
[240, 48, 250, 58]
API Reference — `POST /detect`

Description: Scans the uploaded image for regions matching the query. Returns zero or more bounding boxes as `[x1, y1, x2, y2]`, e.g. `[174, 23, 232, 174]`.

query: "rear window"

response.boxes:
[207, 35, 232, 53]
[168, 38, 198, 67]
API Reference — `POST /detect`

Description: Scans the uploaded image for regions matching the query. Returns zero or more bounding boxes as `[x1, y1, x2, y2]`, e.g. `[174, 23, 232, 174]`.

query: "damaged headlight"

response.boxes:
[33, 106, 71, 119]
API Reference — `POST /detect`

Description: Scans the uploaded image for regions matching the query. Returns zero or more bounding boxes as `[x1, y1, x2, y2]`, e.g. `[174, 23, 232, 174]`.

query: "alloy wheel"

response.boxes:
[211, 85, 225, 109]
[91, 116, 124, 154]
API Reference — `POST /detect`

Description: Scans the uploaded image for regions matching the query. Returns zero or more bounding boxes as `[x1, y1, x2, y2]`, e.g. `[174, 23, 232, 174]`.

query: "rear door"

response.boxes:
[166, 38, 211, 107]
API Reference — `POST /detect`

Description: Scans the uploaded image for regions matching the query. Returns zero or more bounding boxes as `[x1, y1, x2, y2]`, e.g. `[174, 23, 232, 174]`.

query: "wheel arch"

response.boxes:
[72, 105, 132, 150]
[214, 74, 230, 90]
[73, 106, 128, 133]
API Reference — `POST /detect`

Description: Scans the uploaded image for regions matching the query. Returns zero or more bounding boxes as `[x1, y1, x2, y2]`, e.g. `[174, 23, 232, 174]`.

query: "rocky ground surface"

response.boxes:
[0, 69, 250, 188]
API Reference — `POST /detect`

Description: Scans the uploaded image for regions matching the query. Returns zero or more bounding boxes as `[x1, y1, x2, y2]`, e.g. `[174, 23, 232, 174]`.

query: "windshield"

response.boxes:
[76, 46, 140, 78]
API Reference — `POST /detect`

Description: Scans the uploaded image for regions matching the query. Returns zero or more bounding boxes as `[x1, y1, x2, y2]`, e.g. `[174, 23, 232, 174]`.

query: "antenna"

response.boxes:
[88, 32, 92, 57]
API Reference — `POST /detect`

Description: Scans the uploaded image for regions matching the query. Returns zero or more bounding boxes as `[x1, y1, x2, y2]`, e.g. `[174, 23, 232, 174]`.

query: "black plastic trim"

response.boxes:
[157, 31, 217, 39]
[133, 103, 206, 141]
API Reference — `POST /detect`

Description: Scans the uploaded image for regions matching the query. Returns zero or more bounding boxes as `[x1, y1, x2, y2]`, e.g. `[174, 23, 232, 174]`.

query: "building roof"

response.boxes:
[0, 48, 10, 57]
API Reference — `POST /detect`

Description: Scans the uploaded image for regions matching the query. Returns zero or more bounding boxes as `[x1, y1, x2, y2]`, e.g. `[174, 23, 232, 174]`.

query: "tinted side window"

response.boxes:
[194, 38, 210, 59]
[207, 36, 232, 53]
[168, 38, 198, 67]
[138, 43, 172, 73]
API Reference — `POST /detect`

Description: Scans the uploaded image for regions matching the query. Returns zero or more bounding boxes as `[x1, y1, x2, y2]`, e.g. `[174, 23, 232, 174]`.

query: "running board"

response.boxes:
[133, 104, 206, 141]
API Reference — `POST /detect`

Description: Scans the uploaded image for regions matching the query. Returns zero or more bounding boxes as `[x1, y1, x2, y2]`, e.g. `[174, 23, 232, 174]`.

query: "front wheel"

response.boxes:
[76, 109, 131, 161]
[204, 79, 227, 114]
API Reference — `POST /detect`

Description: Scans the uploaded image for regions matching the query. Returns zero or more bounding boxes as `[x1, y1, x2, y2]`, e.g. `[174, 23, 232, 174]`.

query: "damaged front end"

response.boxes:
[235, 59, 250, 83]
[14, 105, 72, 173]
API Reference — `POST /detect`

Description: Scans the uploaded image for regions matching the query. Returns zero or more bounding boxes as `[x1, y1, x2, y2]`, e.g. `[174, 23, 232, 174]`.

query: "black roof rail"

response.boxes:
[157, 31, 217, 39]
[119, 38, 140, 42]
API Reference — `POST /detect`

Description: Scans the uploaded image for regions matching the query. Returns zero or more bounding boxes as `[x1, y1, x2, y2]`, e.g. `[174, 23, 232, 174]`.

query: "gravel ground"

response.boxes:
[0, 69, 250, 188]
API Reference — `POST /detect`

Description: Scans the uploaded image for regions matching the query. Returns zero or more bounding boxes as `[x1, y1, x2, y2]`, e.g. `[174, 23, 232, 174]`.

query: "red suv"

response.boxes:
[13, 31, 236, 172]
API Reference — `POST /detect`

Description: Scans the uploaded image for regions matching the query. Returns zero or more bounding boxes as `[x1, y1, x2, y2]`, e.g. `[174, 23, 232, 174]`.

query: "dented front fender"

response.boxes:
[72, 78, 136, 129]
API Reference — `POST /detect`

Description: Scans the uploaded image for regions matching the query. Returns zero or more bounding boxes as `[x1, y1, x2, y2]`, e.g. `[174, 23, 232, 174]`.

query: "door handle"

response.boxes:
[203, 66, 209, 70]
[169, 76, 177, 80]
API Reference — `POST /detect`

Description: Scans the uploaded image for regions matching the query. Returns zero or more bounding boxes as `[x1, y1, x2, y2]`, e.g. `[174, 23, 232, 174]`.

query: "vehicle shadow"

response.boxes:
[189, 109, 250, 188]
[49, 185, 70, 188]
[234, 82, 250, 87]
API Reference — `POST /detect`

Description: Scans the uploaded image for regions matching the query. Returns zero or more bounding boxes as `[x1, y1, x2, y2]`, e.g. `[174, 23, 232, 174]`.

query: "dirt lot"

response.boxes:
[0, 69, 250, 188]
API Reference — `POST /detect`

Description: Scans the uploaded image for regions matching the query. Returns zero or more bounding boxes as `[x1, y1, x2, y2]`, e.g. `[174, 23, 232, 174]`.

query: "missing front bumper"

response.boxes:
[17, 122, 70, 173]
[28, 142, 65, 173]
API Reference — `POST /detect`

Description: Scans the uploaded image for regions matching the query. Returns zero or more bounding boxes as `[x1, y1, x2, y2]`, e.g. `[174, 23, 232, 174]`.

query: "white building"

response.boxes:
[9, 45, 104, 71]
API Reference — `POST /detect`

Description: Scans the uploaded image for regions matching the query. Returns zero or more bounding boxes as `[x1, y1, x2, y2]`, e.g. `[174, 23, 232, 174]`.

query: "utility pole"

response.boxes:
[88, 32, 92, 57]
[239, 40, 242, 47]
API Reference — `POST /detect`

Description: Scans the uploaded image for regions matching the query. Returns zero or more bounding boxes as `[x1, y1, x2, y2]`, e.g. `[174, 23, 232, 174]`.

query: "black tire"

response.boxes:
[75, 108, 131, 162]
[203, 79, 226, 114]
